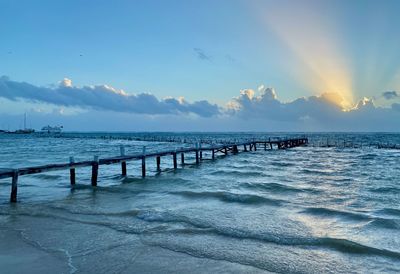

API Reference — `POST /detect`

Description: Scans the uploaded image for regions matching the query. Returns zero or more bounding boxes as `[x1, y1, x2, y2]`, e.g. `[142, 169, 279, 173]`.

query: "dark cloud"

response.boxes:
[0, 76, 220, 117]
[382, 90, 399, 100]
[193, 48, 212, 61]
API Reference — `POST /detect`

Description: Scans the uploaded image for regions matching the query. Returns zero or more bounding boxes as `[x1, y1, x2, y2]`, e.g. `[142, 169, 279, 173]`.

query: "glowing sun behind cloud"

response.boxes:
[255, 0, 354, 109]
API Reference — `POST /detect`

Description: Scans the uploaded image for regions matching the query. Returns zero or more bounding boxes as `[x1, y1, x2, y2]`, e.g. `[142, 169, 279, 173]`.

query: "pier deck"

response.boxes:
[0, 137, 308, 202]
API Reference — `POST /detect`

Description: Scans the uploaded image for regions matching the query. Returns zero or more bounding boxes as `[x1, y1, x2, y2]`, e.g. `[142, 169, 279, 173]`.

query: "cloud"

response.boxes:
[382, 90, 399, 100]
[1, 76, 400, 131]
[193, 48, 212, 61]
[227, 85, 400, 131]
[0, 76, 220, 117]
[228, 85, 343, 122]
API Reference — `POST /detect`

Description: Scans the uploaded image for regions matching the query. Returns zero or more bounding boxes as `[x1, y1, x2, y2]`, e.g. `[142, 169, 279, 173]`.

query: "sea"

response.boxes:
[0, 132, 399, 273]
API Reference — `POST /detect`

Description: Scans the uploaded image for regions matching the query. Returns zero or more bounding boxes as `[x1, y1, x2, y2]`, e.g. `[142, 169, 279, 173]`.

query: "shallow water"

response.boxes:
[0, 133, 399, 273]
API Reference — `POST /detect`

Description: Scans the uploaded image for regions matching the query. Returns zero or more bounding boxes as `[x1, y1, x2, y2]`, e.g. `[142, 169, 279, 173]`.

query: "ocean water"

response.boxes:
[0, 132, 399, 273]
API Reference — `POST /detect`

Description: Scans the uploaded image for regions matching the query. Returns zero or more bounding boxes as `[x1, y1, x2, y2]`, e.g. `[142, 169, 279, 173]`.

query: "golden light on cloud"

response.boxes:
[256, 1, 354, 109]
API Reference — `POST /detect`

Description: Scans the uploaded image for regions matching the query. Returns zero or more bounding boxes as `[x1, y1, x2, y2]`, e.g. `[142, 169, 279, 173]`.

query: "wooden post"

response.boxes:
[181, 153, 185, 165]
[120, 146, 127, 176]
[195, 143, 200, 164]
[10, 170, 18, 203]
[69, 156, 76, 185]
[224, 147, 227, 155]
[244, 144, 247, 151]
[142, 146, 146, 178]
[232, 145, 238, 154]
[269, 138, 272, 149]
[254, 142, 257, 151]
[173, 152, 177, 169]
[91, 156, 99, 186]
[212, 149, 215, 160]
[264, 142, 267, 150]
[156, 156, 161, 172]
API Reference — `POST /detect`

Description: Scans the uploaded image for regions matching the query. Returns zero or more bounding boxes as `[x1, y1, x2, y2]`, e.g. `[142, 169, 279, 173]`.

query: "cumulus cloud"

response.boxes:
[382, 90, 399, 100]
[0, 76, 220, 117]
[227, 85, 343, 122]
[227, 85, 400, 130]
[1, 76, 400, 131]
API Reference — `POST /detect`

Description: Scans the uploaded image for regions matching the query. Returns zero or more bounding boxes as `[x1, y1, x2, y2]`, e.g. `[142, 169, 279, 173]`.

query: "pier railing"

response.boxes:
[0, 137, 308, 203]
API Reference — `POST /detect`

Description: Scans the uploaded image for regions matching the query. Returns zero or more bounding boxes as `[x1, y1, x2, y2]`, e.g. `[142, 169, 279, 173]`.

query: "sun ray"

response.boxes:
[255, 0, 354, 109]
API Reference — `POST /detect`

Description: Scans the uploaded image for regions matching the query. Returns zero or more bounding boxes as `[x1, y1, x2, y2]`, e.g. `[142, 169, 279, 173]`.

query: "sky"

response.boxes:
[1, 0, 400, 131]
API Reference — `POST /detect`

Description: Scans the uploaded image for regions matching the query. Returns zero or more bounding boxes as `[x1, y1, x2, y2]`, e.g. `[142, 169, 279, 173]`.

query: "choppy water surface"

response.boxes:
[0, 133, 399, 273]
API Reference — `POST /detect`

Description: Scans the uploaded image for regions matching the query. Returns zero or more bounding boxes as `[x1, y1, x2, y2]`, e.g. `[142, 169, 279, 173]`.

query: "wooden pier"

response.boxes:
[0, 137, 308, 203]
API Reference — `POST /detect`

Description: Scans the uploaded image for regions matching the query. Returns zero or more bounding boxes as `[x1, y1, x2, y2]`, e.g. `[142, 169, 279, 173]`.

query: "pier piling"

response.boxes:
[10, 170, 18, 203]
[142, 146, 146, 178]
[120, 146, 127, 176]
[141, 157, 146, 177]
[91, 156, 99, 186]
[69, 156, 76, 185]
[156, 156, 161, 172]
[173, 152, 177, 169]
[195, 143, 200, 164]
[181, 153, 185, 165]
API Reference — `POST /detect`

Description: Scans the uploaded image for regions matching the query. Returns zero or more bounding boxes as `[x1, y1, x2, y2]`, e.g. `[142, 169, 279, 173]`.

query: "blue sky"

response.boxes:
[1, 0, 400, 131]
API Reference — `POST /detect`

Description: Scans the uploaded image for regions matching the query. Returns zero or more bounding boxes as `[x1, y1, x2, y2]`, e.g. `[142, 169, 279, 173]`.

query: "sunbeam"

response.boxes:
[255, 0, 354, 109]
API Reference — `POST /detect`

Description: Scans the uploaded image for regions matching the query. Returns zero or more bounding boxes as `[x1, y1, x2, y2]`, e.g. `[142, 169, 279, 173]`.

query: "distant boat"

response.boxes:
[14, 128, 35, 134]
[12, 113, 35, 134]
[41, 125, 63, 134]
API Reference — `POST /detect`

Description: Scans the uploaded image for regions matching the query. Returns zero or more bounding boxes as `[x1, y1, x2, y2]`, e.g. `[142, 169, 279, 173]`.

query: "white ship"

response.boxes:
[41, 125, 63, 134]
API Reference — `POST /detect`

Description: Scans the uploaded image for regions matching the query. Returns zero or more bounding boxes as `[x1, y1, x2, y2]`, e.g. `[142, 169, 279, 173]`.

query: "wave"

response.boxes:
[136, 211, 400, 260]
[209, 169, 265, 177]
[301, 168, 335, 175]
[369, 186, 400, 194]
[376, 208, 400, 217]
[5, 205, 400, 261]
[268, 161, 296, 167]
[169, 190, 282, 206]
[302, 207, 400, 230]
[32, 173, 63, 180]
[240, 182, 312, 194]
[356, 153, 378, 160]
[365, 218, 400, 230]
[301, 207, 371, 221]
